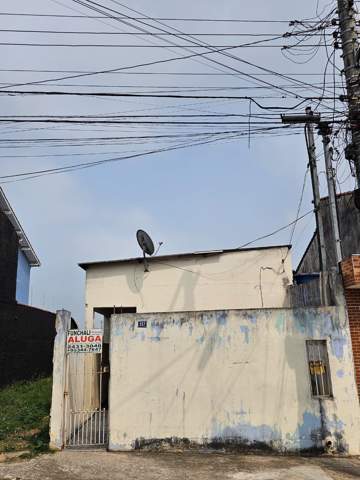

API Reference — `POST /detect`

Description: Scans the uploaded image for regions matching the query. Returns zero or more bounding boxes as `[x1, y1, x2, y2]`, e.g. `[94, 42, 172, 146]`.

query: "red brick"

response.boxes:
[344, 284, 360, 396]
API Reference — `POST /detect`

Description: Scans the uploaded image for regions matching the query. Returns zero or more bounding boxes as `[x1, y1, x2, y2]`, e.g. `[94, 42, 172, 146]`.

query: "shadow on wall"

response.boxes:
[126, 262, 144, 295]
[126, 261, 201, 312]
[167, 269, 199, 312]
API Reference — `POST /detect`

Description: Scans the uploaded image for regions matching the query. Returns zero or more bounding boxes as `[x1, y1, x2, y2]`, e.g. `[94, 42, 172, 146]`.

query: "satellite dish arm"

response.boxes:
[143, 251, 149, 272]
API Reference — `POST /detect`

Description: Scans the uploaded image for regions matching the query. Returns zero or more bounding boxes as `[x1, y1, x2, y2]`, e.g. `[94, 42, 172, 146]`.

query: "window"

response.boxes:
[306, 340, 333, 397]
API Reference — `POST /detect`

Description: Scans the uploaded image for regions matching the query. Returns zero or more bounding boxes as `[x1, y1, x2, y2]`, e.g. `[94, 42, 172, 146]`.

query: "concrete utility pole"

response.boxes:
[304, 117, 328, 276]
[318, 122, 343, 266]
[281, 109, 328, 303]
[337, 0, 360, 186]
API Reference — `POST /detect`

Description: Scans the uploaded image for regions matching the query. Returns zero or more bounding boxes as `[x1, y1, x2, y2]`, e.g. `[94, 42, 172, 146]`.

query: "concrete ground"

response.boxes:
[0, 450, 360, 480]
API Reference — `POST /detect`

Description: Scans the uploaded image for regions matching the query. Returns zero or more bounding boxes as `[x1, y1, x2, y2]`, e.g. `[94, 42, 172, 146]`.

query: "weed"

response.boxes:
[0, 377, 52, 455]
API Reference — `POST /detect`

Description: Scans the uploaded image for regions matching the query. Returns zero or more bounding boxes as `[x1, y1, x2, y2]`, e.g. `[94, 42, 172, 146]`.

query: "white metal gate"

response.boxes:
[63, 345, 108, 448]
[66, 409, 107, 447]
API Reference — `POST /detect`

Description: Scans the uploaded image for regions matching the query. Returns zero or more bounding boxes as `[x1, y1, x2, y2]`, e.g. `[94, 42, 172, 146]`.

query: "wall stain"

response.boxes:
[240, 325, 250, 344]
[216, 311, 228, 326]
[330, 337, 347, 360]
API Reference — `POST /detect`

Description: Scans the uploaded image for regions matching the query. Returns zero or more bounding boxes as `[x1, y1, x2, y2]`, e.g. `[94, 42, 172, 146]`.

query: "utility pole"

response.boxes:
[304, 114, 328, 277]
[281, 109, 328, 304]
[337, 0, 360, 186]
[318, 122, 343, 266]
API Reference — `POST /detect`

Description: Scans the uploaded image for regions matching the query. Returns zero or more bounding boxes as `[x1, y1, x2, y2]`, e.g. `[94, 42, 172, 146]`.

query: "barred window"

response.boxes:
[306, 340, 333, 397]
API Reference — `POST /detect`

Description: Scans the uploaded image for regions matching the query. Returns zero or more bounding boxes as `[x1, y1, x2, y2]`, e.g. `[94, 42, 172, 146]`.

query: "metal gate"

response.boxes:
[66, 409, 107, 447]
[63, 335, 108, 448]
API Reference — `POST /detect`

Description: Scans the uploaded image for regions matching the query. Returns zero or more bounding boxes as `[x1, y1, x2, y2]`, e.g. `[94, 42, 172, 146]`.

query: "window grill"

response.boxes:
[306, 340, 333, 397]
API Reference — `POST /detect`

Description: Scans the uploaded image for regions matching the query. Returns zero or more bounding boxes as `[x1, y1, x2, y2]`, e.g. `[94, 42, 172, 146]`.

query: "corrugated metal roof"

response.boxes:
[79, 244, 291, 270]
[0, 187, 40, 267]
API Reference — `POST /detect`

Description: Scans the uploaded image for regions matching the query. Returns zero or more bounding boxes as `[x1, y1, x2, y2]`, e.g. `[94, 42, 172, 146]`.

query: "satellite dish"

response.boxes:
[136, 229, 155, 272]
[136, 229, 155, 256]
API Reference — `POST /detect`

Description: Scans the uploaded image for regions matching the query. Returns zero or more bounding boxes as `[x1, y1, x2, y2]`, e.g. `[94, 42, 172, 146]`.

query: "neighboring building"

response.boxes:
[297, 192, 360, 274]
[0, 187, 56, 387]
[0, 187, 40, 304]
[296, 191, 360, 395]
[50, 242, 360, 454]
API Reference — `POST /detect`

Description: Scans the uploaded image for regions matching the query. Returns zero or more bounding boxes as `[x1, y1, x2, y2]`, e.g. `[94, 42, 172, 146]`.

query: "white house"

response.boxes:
[79, 245, 293, 330]
[50, 244, 360, 455]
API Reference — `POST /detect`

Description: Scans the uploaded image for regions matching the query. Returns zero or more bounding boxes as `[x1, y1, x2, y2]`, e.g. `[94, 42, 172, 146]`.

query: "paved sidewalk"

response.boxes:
[0, 450, 360, 480]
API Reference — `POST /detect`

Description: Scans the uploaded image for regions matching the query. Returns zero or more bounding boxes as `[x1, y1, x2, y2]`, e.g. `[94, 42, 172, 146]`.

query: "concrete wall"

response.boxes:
[16, 249, 31, 304]
[108, 307, 360, 454]
[0, 302, 56, 387]
[84, 247, 292, 328]
[50, 310, 71, 450]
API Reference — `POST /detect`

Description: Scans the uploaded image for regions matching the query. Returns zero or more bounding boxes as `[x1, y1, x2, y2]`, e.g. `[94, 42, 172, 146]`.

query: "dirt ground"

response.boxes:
[0, 450, 360, 480]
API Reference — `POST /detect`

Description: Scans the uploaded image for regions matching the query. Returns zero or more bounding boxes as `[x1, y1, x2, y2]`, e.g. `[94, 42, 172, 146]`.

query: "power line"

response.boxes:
[0, 29, 323, 36]
[80, 0, 335, 99]
[0, 12, 317, 23]
[65, 0, 302, 99]
[0, 129, 298, 142]
[0, 119, 292, 125]
[0, 132, 252, 183]
[0, 43, 278, 91]
[0, 41, 326, 48]
[0, 82, 344, 91]
[44, 0, 324, 101]
[0, 69, 337, 76]
[289, 166, 310, 244]
[0, 111, 337, 118]
[71, 0, 308, 101]
[238, 210, 314, 249]
[0, 90, 337, 103]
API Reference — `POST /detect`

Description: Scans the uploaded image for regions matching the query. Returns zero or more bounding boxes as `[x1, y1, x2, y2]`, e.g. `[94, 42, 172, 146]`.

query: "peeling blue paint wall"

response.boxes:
[16, 249, 30, 304]
[108, 307, 360, 454]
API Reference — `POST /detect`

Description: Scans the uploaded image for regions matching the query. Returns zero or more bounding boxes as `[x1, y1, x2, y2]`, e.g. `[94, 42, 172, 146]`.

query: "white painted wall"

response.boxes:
[108, 307, 360, 454]
[50, 310, 71, 450]
[84, 247, 291, 328]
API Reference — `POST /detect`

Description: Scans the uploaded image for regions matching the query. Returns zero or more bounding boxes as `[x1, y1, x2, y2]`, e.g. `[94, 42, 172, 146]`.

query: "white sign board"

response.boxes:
[67, 329, 103, 354]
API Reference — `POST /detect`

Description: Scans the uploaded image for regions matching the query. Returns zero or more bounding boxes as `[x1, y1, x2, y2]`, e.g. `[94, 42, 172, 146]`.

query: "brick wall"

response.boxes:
[340, 256, 360, 395]
[341, 255, 360, 288]
[342, 285, 360, 396]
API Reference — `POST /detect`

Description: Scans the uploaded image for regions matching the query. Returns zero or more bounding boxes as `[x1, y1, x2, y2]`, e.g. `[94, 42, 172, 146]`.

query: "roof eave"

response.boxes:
[78, 244, 291, 271]
[0, 188, 40, 267]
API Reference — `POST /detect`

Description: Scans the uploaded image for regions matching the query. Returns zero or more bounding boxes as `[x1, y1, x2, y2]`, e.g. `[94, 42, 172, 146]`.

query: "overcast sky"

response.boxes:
[1, 0, 354, 322]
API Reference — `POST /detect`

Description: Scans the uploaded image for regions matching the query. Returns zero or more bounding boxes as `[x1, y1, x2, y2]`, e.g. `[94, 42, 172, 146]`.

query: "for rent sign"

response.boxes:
[67, 329, 103, 354]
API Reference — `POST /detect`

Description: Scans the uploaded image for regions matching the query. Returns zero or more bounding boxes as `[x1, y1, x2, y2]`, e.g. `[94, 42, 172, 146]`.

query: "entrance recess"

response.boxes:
[63, 329, 109, 448]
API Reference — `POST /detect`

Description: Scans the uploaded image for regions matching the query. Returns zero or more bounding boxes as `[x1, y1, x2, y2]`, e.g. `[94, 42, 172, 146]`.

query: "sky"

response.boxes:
[0, 0, 355, 322]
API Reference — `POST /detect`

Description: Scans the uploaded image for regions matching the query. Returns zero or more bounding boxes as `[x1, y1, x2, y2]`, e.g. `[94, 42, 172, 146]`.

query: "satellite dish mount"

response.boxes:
[136, 229, 155, 272]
